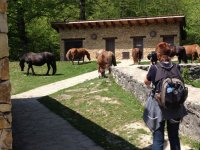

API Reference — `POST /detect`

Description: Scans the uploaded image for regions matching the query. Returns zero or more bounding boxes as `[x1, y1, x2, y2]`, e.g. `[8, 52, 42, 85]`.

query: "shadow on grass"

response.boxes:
[38, 96, 150, 150]
[21, 72, 64, 76]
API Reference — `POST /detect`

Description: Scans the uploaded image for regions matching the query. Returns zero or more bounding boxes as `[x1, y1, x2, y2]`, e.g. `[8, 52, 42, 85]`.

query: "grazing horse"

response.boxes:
[66, 48, 91, 65]
[147, 51, 158, 65]
[95, 49, 105, 59]
[132, 48, 142, 64]
[169, 45, 187, 63]
[19, 52, 57, 75]
[97, 50, 117, 78]
[183, 44, 200, 63]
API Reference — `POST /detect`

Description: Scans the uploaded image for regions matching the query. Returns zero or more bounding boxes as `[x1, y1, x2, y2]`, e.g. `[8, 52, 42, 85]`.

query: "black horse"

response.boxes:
[170, 46, 188, 64]
[19, 52, 57, 75]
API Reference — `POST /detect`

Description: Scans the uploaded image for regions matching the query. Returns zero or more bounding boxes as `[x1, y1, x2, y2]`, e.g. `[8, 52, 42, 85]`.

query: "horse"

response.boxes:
[19, 52, 57, 75]
[132, 48, 142, 64]
[147, 51, 158, 65]
[96, 50, 117, 78]
[66, 48, 91, 65]
[95, 49, 105, 59]
[183, 44, 200, 63]
[169, 45, 188, 63]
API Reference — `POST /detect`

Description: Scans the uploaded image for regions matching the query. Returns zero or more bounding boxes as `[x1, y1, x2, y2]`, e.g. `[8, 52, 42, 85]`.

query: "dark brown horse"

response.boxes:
[169, 45, 187, 63]
[97, 50, 117, 78]
[183, 44, 200, 63]
[132, 48, 142, 64]
[66, 48, 91, 65]
[19, 52, 57, 75]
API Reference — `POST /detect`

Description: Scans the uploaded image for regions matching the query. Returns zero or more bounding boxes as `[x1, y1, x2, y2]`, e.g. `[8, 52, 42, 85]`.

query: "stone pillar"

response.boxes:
[0, 0, 12, 149]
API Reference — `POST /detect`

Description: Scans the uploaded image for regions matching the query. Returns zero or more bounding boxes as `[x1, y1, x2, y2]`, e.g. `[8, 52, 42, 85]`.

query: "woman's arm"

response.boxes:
[144, 77, 151, 86]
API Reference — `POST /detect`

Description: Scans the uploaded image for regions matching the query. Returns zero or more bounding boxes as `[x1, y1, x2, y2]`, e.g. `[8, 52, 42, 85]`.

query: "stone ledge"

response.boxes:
[112, 66, 200, 141]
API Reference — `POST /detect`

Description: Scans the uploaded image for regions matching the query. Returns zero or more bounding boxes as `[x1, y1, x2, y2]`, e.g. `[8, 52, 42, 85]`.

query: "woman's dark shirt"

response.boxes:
[146, 62, 187, 120]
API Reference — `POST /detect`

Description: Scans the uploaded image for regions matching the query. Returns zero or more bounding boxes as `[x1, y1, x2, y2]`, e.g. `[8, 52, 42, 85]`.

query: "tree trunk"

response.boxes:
[16, 5, 28, 53]
[79, 0, 86, 20]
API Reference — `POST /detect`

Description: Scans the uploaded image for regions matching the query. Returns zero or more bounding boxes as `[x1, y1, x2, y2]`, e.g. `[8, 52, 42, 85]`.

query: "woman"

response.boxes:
[144, 42, 187, 150]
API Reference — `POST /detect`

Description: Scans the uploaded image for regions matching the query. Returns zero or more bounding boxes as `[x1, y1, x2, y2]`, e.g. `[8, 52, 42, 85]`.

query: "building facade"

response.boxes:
[51, 15, 186, 61]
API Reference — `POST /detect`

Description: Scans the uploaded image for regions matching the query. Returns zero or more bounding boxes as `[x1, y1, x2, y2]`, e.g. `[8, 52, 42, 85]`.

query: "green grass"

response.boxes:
[10, 61, 97, 95]
[39, 77, 145, 150]
[39, 77, 200, 150]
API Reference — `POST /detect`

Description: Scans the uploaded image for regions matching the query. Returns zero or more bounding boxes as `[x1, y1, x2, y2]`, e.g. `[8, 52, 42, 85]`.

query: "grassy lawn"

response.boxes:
[39, 77, 200, 150]
[10, 61, 97, 95]
[39, 77, 147, 150]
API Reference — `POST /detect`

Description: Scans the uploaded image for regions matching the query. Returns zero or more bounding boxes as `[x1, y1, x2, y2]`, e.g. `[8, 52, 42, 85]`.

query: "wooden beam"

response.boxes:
[127, 20, 133, 27]
[103, 22, 109, 28]
[111, 21, 116, 27]
[88, 23, 94, 28]
[163, 18, 168, 24]
[144, 19, 149, 25]
[96, 22, 101, 28]
[80, 23, 87, 29]
[119, 21, 124, 27]
[73, 24, 79, 29]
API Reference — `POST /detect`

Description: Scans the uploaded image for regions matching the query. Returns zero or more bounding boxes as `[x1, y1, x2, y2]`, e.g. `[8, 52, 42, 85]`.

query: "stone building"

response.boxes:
[0, 0, 12, 149]
[51, 15, 186, 61]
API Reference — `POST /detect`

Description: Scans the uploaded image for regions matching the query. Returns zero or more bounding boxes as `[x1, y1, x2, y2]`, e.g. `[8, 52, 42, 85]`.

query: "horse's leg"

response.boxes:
[82, 55, 85, 64]
[28, 64, 35, 75]
[192, 54, 194, 63]
[178, 56, 181, 64]
[78, 58, 80, 65]
[27, 65, 30, 75]
[46, 63, 50, 75]
[72, 57, 74, 65]
[98, 65, 101, 78]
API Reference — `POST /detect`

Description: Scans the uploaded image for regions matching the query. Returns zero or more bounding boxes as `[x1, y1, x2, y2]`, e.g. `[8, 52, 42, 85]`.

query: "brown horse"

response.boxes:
[183, 44, 200, 63]
[169, 45, 187, 63]
[132, 48, 142, 64]
[97, 50, 117, 78]
[95, 49, 105, 59]
[19, 52, 57, 75]
[66, 48, 91, 65]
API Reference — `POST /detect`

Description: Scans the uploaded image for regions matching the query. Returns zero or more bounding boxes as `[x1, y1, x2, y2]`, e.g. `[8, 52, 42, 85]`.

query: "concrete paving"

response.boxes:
[11, 60, 196, 150]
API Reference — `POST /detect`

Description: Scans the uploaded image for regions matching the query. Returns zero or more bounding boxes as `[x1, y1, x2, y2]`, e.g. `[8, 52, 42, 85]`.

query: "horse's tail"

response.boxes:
[112, 54, 117, 66]
[66, 50, 71, 61]
[52, 56, 57, 75]
[182, 47, 188, 63]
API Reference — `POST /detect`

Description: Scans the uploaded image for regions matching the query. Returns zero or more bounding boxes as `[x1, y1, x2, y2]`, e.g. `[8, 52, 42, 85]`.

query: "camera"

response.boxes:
[147, 51, 158, 64]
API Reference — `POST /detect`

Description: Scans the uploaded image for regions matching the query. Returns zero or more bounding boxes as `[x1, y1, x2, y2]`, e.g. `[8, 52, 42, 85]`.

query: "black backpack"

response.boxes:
[154, 63, 188, 109]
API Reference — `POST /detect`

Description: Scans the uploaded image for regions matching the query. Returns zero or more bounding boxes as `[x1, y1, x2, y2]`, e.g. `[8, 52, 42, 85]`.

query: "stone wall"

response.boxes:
[59, 23, 180, 60]
[112, 65, 200, 141]
[138, 64, 200, 80]
[0, 0, 12, 149]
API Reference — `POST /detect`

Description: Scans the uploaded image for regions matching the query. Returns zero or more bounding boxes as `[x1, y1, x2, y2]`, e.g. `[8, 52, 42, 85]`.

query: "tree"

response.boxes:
[79, 0, 86, 20]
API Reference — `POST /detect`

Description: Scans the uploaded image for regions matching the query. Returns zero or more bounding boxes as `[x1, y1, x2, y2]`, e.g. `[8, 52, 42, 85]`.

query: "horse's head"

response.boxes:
[19, 57, 25, 71]
[86, 51, 91, 61]
[98, 65, 107, 78]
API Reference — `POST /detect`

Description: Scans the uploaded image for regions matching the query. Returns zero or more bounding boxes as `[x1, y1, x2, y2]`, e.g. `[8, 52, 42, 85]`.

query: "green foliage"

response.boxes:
[181, 67, 200, 88]
[181, 67, 191, 83]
